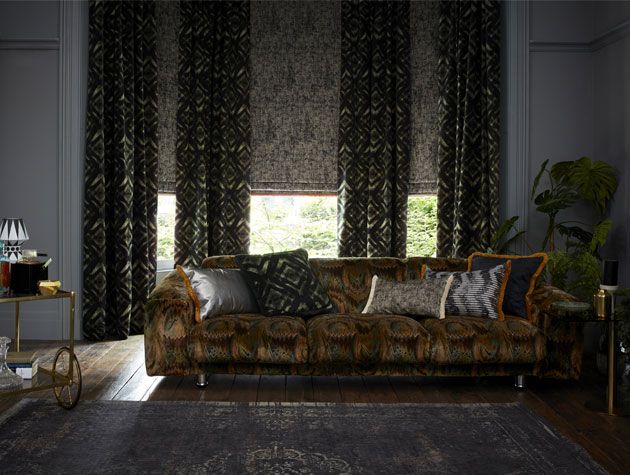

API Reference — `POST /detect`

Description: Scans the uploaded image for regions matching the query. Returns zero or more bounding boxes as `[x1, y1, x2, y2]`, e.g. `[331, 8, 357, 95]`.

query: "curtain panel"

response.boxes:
[83, 0, 158, 340]
[175, 1, 251, 267]
[337, 0, 412, 258]
[436, 0, 501, 258]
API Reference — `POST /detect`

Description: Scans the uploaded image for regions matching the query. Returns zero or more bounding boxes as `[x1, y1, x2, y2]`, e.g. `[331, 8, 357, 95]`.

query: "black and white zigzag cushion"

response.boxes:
[423, 263, 511, 320]
[236, 248, 335, 317]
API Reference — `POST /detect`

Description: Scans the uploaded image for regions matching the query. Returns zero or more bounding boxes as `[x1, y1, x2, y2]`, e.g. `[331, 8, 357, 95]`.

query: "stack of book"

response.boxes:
[7, 351, 38, 379]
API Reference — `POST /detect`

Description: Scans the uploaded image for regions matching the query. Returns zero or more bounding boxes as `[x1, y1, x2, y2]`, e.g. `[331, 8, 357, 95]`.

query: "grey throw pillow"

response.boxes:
[423, 263, 510, 320]
[180, 267, 259, 321]
[362, 275, 454, 319]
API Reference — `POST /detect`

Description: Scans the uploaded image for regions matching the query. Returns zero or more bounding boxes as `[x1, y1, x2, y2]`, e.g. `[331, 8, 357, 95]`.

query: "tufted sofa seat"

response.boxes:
[144, 256, 583, 380]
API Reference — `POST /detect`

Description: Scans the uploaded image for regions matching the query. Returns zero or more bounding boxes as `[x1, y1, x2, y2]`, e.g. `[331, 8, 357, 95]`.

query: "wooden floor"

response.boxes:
[1, 336, 628, 474]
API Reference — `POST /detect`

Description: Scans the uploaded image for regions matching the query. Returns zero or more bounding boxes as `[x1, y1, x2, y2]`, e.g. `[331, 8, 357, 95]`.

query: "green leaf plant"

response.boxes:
[491, 157, 618, 301]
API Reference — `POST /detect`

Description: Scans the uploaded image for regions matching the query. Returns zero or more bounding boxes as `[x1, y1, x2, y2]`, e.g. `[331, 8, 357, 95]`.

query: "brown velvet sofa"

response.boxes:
[144, 256, 583, 387]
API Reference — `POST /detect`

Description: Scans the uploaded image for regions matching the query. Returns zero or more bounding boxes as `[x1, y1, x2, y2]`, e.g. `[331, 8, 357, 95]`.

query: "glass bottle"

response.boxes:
[0, 336, 23, 390]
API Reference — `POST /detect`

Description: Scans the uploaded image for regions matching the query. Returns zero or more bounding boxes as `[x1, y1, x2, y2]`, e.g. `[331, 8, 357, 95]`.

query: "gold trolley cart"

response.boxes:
[0, 291, 81, 409]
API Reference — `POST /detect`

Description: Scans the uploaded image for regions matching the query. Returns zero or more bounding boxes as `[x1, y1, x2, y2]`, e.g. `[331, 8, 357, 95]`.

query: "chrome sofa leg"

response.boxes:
[514, 375, 526, 390]
[195, 374, 208, 388]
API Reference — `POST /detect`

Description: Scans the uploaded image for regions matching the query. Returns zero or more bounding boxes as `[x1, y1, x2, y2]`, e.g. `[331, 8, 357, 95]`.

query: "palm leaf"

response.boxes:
[589, 218, 613, 253]
[534, 188, 578, 214]
[557, 225, 593, 247]
[531, 159, 549, 200]
[553, 157, 617, 213]
[490, 216, 519, 247]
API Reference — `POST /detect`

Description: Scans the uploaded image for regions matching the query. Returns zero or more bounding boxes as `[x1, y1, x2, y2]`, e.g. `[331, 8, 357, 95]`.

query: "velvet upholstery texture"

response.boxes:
[145, 256, 583, 380]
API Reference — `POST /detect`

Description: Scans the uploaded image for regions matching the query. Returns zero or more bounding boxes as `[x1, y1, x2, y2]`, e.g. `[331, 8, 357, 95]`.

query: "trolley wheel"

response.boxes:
[52, 346, 82, 409]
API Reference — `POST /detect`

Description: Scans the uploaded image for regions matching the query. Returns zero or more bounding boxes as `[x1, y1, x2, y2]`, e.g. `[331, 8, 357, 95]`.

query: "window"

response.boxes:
[250, 195, 337, 257]
[157, 193, 436, 262]
[406, 195, 438, 257]
[157, 193, 176, 269]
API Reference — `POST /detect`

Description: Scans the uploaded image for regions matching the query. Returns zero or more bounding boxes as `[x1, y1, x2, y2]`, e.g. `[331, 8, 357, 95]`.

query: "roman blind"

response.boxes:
[156, 0, 440, 196]
[250, 0, 341, 193]
[156, 0, 178, 193]
[410, 1, 439, 195]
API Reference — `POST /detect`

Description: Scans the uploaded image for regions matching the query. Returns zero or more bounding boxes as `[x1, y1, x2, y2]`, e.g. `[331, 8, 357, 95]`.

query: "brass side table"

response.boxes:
[0, 291, 81, 409]
[552, 301, 627, 417]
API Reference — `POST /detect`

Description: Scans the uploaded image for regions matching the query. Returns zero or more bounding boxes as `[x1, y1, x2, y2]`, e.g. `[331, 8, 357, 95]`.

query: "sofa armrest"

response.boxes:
[527, 284, 578, 329]
[144, 270, 198, 375]
[528, 285, 584, 379]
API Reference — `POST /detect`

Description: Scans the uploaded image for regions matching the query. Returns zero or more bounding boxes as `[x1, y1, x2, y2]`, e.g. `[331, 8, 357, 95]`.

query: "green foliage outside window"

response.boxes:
[157, 193, 438, 261]
[157, 194, 176, 261]
[406, 195, 438, 257]
[250, 196, 337, 257]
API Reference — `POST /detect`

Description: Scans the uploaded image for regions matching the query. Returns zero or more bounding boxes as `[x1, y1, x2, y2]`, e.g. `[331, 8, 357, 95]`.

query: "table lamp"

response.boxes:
[0, 218, 29, 263]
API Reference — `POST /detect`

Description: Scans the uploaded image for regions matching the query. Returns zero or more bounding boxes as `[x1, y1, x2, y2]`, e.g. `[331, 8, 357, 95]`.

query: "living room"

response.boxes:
[0, 0, 628, 473]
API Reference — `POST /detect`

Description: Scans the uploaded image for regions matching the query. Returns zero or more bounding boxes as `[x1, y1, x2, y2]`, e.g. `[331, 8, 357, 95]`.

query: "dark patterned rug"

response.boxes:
[0, 400, 606, 474]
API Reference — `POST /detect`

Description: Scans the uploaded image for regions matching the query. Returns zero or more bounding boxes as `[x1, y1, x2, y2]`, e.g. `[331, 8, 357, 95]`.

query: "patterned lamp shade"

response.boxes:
[0, 218, 29, 262]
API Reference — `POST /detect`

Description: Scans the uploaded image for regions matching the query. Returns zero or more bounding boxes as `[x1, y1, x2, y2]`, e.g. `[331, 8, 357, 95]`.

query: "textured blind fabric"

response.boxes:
[155, 1, 440, 195]
[250, 1, 341, 193]
[156, 1, 179, 193]
[410, 1, 440, 195]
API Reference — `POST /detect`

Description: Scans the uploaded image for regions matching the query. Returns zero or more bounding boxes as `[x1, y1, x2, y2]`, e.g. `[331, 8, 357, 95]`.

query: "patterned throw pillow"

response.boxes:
[423, 262, 511, 320]
[468, 252, 548, 319]
[362, 275, 454, 319]
[235, 248, 335, 317]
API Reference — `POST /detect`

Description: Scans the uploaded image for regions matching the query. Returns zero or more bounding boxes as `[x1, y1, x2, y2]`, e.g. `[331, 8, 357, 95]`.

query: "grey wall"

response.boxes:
[593, 2, 630, 287]
[520, 1, 630, 353]
[528, 1, 596, 250]
[0, 1, 86, 340]
[526, 1, 629, 283]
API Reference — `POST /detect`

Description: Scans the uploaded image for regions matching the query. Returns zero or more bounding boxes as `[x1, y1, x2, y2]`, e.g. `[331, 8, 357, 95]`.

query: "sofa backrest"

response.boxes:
[202, 255, 467, 314]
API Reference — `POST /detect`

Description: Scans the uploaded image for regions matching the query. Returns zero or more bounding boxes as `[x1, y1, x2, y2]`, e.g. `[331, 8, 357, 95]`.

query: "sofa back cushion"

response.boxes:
[202, 255, 467, 314]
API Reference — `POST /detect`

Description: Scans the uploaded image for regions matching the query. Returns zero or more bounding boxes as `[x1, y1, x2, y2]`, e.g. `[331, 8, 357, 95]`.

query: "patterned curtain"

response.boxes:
[83, 0, 158, 340]
[175, 1, 251, 267]
[337, 1, 412, 258]
[436, 0, 501, 258]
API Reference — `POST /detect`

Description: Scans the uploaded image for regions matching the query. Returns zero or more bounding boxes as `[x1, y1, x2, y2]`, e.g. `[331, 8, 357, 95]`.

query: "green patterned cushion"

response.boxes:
[236, 249, 335, 317]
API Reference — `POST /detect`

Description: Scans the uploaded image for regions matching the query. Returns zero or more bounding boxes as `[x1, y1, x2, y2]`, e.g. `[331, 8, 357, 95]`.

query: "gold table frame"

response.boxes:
[583, 317, 629, 417]
[0, 290, 81, 409]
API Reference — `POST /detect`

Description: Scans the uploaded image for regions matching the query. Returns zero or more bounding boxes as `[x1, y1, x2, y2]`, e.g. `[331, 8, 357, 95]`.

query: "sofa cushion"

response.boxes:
[307, 314, 431, 365]
[468, 252, 548, 320]
[236, 249, 335, 317]
[177, 266, 259, 321]
[189, 314, 308, 365]
[420, 316, 546, 365]
[423, 263, 511, 320]
[362, 275, 454, 319]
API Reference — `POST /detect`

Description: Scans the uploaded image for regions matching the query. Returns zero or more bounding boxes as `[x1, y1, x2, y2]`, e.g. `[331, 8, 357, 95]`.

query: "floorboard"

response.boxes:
[257, 375, 286, 402]
[285, 376, 314, 402]
[2, 336, 628, 475]
[228, 375, 260, 402]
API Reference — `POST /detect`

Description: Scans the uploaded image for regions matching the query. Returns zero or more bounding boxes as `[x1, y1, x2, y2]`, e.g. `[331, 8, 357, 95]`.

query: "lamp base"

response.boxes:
[2, 241, 22, 263]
